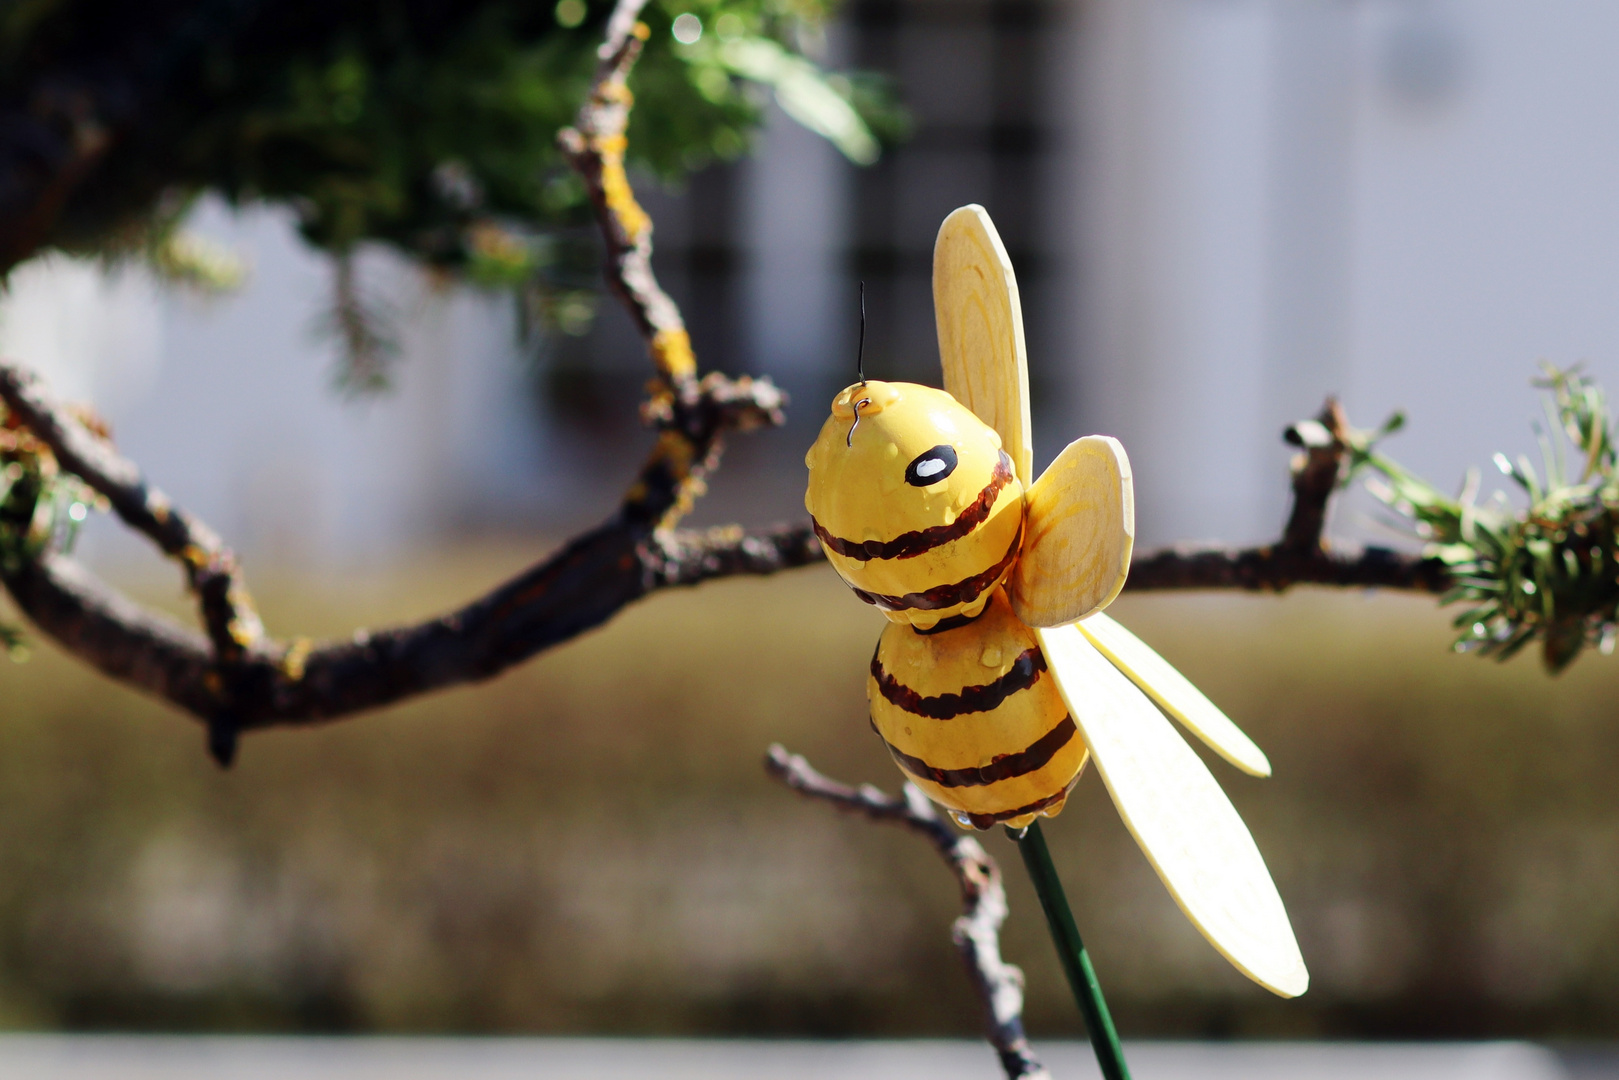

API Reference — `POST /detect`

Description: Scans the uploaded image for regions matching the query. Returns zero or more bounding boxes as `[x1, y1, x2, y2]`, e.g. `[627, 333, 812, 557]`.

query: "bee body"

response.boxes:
[869, 588, 1087, 828]
[805, 380, 1086, 828]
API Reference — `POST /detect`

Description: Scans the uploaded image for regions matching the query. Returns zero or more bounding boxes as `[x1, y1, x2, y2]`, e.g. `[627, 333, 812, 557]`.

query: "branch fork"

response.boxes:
[1127, 398, 1451, 594]
[0, 0, 815, 750]
[766, 745, 1051, 1080]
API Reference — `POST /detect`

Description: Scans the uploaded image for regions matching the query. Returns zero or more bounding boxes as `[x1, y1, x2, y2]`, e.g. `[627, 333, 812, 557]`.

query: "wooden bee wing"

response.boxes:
[1008, 435, 1133, 628]
[1078, 612, 1271, 777]
[1035, 624, 1309, 998]
[933, 205, 1033, 485]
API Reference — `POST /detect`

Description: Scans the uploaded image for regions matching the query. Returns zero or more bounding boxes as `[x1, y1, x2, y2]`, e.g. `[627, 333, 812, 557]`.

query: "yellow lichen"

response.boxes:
[595, 132, 651, 243]
[281, 637, 313, 682]
[651, 328, 696, 380]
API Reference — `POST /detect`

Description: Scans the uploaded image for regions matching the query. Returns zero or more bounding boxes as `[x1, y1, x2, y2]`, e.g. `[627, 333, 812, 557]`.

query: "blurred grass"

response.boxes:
[3, 550, 1619, 1039]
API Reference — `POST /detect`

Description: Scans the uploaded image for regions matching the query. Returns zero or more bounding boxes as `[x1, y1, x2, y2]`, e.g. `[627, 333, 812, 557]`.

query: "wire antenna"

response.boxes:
[846, 282, 871, 447]
[857, 281, 867, 385]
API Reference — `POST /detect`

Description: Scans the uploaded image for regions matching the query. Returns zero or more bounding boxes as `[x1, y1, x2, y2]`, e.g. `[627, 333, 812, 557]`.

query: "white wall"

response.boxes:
[1062, 0, 1619, 548]
[0, 199, 549, 570]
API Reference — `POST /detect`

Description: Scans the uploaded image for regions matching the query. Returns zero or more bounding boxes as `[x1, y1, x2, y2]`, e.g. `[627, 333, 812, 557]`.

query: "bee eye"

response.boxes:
[905, 444, 958, 487]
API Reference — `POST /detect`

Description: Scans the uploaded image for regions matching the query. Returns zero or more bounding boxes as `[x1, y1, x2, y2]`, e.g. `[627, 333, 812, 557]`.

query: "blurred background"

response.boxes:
[4, 0, 1619, 1045]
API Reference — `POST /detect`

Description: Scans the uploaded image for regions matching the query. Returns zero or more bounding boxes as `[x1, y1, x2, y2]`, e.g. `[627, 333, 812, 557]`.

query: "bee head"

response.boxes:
[805, 380, 1025, 628]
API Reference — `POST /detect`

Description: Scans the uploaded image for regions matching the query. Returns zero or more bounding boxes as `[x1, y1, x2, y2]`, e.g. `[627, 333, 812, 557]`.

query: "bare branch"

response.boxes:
[765, 745, 1051, 1080]
[0, 517, 822, 730]
[1280, 397, 1351, 556]
[558, 0, 694, 397]
[0, 0, 805, 746]
[1126, 397, 1451, 594]
[2, 552, 215, 715]
[653, 523, 822, 588]
[0, 363, 265, 662]
[1124, 542, 1448, 593]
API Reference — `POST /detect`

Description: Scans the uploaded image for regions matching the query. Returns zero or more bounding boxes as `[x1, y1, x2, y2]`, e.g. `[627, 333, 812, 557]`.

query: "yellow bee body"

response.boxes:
[806, 379, 1085, 827]
[869, 589, 1088, 828]
[802, 204, 1309, 998]
[805, 382, 1024, 628]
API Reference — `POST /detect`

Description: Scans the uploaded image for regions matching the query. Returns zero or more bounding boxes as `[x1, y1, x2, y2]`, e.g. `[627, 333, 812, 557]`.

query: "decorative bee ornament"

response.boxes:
[805, 206, 1308, 1000]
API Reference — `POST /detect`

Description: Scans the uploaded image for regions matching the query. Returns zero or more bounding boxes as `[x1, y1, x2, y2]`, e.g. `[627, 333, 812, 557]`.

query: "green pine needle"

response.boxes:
[1348, 364, 1619, 672]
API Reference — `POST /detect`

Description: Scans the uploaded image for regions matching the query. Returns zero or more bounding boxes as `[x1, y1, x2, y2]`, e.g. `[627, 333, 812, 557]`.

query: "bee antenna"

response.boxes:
[856, 281, 867, 386]
[845, 282, 871, 447]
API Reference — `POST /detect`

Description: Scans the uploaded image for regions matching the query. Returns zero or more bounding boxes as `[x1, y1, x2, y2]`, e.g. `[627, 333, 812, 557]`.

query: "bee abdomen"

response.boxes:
[867, 589, 1088, 827]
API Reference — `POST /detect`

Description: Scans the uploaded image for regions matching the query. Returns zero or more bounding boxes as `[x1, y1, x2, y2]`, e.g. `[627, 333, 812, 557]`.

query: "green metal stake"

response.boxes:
[1010, 819, 1132, 1080]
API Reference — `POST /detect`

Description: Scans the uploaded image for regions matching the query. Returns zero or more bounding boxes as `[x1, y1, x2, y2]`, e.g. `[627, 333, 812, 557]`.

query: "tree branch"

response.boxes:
[0, 481, 824, 732]
[558, 2, 694, 394]
[0, 364, 264, 661]
[0, 0, 809, 752]
[1124, 542, 1448, 593]
[1124, 398, 1451, 594]
[765, 745, 1051, 1080]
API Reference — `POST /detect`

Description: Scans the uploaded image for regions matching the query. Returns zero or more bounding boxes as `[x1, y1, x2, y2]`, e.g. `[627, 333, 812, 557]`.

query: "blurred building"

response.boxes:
[1070, 0, 1619, 546]
[6, 0, 1619, 565]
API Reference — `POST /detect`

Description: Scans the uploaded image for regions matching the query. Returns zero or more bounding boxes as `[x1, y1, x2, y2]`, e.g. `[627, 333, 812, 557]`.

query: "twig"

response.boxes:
[0, 493, 822, 730]
[1125, 397, 1450, 594]
[557, 1, 692, 394]
[1124, 540, 1447, 593]
[765, 745, 1051, 1080]
[0, 364, 264, 663]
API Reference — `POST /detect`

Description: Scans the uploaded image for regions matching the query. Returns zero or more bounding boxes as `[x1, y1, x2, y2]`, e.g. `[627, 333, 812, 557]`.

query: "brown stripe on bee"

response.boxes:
[958, 779, 1080, 830]
[851, 528, 1021, 612]
[872, 647, 1046, 719]
[812, 451, 1015, 562]
[882, 715, 1076, 789]
[912, 610, 985, 636]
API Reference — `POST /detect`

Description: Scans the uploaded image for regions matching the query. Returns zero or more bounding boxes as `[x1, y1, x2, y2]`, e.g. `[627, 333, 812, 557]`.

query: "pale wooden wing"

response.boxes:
[1078, 612, 1271, 777]
[933, 205, 1033, 485]
[1009, 435, 1134, 628]
[1035, 624, 1309, 998]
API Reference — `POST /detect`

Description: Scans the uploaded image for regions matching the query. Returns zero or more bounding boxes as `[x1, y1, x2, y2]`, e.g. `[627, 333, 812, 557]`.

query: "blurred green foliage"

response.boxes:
[1, 559, 1618, 1038]
[2, 0, 900, 381]
[5, 0, 893, 267]
[1354, 366, 1619, 672]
